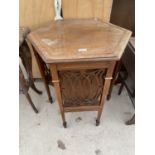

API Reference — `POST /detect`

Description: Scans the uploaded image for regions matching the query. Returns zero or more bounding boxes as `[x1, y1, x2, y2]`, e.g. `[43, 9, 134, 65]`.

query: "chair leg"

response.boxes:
[20, 42, 43, 95]
[30, 79, 42, 95]
[126, 114, 135, 125]
[118, 83, 124, 95]
[34, 54, 53, 103]
[26, 39, 53, 103]
[25, 93, 38, 113]
[107, 61, 122, 100]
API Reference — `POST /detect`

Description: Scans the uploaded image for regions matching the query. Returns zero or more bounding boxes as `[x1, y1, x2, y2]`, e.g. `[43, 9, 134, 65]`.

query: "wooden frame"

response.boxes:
[50, 61, 116, 127]
[27, 19, 131, 128]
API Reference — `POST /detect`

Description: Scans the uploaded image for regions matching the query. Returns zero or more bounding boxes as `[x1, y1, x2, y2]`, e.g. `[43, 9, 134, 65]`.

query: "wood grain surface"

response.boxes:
[62, 0, 113, 22]
[19, 0, 55, 78]
[19, 0, 55, 30]
[28, 19, 131, 63]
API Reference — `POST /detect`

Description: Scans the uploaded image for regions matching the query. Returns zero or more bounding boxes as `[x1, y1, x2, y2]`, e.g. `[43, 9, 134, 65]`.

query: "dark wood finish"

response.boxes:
[126, 114, 135, 125]
[19, 67, 38, 113]
[110, 0, 135, 36]
[20, 42, 42, 95]
[108, 0, 135, 99]
[27, 19, 131, 127]
[59, 69, 106, 107]
[19, 27, 42, 113]
[25, 92, 38, 113]
[107, 60, 122, 100]
[117, 38, 135, 125]
[26, 38, 53, 103]
[20, 27, 53, 104]
[19, 28, 42, 95]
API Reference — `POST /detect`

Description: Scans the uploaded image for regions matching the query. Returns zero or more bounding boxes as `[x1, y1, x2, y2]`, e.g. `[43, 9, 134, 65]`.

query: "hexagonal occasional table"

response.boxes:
[27, 19, 131, 128]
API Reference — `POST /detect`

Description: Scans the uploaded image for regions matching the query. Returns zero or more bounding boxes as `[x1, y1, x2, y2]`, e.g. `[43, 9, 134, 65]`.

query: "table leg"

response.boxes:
[96, 62, 116, 126]
[96, 108, 103, 126]
[26, 39, 53, 103]
[96, 84, 111, 126]
[50, 64, 67, 128]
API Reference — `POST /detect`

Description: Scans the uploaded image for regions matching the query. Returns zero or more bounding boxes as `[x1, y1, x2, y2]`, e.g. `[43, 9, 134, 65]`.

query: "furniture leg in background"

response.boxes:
[26, 39, 53, 104]
[19, 41, 42, 95]
[126, 114, 135, 125]
[19, 27, 42, 113]
[19, 66, 38, 113]
[107, 61, 122, 100]
[118, 71, 135, 125]
[117, 38, 135, 125]
[109, 0, 135, 125]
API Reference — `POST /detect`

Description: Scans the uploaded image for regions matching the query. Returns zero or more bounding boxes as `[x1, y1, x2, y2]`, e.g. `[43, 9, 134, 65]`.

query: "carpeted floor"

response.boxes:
[19, 82, 134, 155]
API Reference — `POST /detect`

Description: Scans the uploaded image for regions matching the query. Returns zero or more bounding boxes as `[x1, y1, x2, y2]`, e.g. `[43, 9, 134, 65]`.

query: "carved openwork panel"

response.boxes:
[58, 69, 107, 107]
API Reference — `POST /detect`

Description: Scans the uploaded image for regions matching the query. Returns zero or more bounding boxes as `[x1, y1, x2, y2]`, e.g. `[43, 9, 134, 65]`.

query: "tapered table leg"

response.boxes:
[96, 62, 116, 126]
[50, 64, 67, 128]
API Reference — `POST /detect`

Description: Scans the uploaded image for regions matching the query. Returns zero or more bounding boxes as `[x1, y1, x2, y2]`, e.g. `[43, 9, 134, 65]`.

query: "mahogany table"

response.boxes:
[27, 19, 131, 128]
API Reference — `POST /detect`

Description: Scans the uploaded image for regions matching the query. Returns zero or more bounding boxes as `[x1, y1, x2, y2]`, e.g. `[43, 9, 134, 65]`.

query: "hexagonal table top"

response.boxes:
[28, 19, 132, 63]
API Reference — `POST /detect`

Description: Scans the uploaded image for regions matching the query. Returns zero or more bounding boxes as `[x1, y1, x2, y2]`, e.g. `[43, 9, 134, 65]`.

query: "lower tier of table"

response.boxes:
[49, 61, 116, 128]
